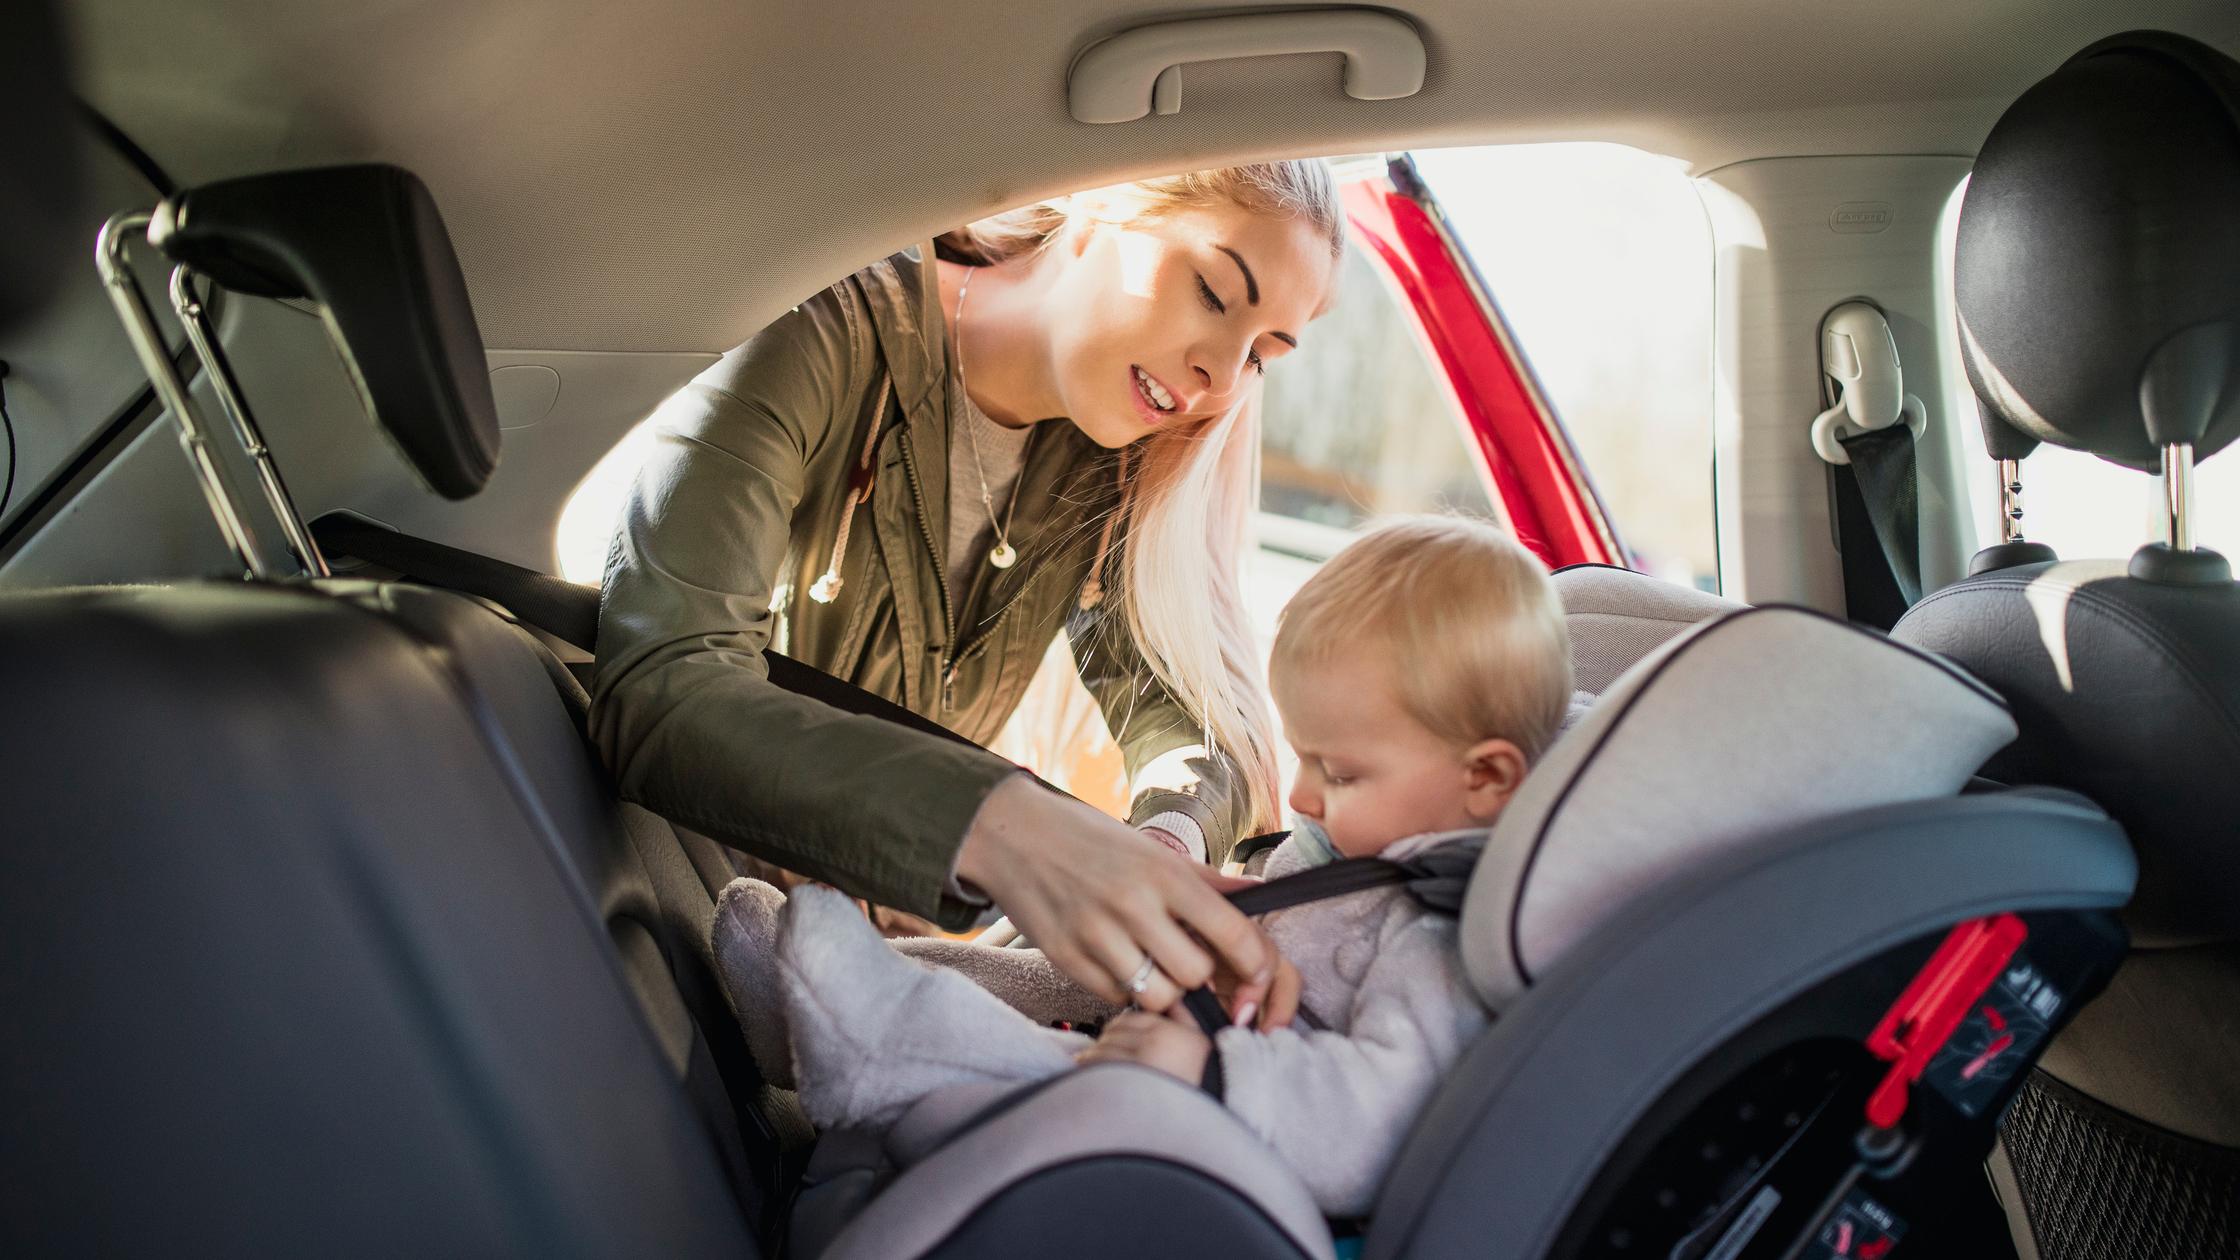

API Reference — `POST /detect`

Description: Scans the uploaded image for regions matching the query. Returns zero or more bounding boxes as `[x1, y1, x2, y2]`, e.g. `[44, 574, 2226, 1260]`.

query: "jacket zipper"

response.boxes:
[942, 559, 1060, 709]
[897, 430, 959, 705]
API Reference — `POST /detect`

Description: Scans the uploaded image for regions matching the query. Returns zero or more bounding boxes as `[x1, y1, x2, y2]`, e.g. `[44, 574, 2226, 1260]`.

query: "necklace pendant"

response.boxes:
[988, 542, 1018, 570]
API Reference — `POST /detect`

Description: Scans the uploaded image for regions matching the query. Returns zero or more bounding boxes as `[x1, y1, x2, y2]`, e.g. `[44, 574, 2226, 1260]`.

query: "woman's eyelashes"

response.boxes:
[1193, 274, 1267, 375]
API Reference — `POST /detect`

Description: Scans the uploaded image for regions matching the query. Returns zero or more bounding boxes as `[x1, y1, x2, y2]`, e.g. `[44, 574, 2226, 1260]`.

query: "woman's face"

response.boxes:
[1038, 199, 1336, 448]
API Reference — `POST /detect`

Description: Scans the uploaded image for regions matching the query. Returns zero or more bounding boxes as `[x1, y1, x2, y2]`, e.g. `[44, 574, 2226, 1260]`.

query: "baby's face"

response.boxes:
[1273, 653, 1503, 859]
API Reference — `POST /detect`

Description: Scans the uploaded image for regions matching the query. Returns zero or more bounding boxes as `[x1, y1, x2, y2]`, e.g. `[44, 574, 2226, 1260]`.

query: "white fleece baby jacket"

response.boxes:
[1222, 827, 1491, 1215]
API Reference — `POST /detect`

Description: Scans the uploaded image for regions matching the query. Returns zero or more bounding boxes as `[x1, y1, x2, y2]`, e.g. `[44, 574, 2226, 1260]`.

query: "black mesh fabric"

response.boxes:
[2003, 1071, 2240, 1259]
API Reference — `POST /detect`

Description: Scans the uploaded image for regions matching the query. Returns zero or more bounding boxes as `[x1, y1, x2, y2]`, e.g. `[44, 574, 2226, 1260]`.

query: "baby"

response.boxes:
[716, 515, 1575, 1216]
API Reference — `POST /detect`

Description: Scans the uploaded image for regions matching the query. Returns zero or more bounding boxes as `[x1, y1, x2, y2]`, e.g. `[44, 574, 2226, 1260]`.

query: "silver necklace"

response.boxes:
[954, 267, 1019, 570]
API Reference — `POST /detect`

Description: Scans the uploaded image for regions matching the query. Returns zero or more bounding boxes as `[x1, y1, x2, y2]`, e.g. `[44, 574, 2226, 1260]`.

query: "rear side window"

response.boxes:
[0, 133, 177, 554]
[1411, 143, 1717, 591]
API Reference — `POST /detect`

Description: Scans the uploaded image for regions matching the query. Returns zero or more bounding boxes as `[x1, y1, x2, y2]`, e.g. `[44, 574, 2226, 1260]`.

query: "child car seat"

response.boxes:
[785, 585, 2134, 1260]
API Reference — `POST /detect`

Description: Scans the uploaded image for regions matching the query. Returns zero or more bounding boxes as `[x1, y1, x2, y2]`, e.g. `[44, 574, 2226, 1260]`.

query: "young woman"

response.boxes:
[592, 162, 1343, 1016]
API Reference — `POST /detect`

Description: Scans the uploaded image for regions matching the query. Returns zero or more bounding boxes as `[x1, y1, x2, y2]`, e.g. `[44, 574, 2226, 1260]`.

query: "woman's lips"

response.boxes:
[1129, 365, 1179, 426]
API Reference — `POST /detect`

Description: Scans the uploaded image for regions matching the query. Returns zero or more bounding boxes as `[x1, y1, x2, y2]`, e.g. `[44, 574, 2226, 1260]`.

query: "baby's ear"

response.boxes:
[1462, 738, 1529, 823]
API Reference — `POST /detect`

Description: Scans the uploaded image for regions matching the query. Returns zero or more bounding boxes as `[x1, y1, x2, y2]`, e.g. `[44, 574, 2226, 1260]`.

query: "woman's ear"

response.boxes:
[1461, 738, 1529, 823]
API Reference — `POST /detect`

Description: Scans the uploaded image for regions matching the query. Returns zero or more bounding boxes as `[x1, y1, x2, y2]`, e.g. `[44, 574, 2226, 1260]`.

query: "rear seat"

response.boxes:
[1, 584, 756, 1255]
[4, 163, 783, 1251]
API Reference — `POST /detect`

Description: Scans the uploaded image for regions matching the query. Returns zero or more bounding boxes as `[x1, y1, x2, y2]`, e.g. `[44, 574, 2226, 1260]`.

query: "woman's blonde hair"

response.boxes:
[1272, 516, 1574, 763]
[941, 162, 1344, 833]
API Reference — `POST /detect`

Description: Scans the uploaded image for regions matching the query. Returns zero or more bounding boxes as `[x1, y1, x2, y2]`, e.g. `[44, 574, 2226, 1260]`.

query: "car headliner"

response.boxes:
[62, 0, 2240, 354]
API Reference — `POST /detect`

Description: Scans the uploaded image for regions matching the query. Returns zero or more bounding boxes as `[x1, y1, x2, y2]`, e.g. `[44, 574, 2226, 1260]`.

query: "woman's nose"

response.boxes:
[1188, 338, 1252, 398]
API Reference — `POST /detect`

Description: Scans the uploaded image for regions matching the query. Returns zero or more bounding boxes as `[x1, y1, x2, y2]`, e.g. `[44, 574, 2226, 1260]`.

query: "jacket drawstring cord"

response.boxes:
[809, 378, 889, 604]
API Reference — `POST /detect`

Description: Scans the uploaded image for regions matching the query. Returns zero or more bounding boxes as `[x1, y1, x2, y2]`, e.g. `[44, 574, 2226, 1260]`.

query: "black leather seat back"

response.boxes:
[1900, 565, 2240, 947]
[317, 578, 786, 1201]
[0, 584, 755, 1256]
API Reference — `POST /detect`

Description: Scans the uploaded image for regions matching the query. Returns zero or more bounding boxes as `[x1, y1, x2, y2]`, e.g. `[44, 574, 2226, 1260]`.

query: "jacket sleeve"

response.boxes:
[1064, 603, 1256, 865]
[589, 287, 1019, 928]
[1207, 917, 1489, 1217]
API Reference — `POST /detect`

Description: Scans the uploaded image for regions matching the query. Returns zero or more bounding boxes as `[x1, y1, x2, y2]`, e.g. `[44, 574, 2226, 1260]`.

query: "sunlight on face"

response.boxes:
[1111, 229, 1162, 300]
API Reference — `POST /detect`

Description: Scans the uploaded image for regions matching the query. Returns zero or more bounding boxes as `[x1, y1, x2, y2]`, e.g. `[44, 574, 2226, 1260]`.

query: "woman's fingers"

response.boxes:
[1257, 954, 1301, 1029]
[951, 778, 1279, 1020]
[1082, 911, 1189, 1013]
[1165, 870, 1272, 1004]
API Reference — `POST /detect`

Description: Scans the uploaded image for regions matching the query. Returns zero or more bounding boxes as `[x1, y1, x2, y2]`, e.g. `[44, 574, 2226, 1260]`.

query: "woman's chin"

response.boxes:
[1069, 411, 1151, 449]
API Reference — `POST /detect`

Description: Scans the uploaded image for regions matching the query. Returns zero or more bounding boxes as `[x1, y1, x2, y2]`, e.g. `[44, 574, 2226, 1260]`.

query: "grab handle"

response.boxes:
[1068, 10, 1425, 124]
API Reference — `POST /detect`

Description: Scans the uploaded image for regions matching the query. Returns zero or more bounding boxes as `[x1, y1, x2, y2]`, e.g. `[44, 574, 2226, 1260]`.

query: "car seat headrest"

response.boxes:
[149, 163, 500, 499]
[1461, 606, 2017, 1008]
[1553, 564, 1743, 694]
[1956, 30, 2240, 471]
[0, 0, 85, 335]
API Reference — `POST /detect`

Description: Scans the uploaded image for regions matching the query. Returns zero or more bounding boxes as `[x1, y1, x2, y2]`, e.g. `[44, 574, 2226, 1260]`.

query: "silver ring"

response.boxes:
[1125, 956, 1159, 996]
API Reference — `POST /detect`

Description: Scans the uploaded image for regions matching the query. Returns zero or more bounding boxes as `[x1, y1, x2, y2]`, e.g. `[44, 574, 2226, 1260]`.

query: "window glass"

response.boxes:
[1257, 243, 1498, 535]
[0, 135, 176, 548]
[1409, 143, 1718, 590]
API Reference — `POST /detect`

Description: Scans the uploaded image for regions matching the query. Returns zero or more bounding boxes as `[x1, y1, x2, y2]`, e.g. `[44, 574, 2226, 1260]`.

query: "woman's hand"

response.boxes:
[1076, 1009, 1212, 1084]
[1192, 867, 1299, 1030]
[956, 774, 1285, 1019]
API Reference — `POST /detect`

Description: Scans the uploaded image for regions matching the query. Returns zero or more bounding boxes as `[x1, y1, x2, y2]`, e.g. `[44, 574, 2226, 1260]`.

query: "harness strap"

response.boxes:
[1175, 850, 1428, 1043]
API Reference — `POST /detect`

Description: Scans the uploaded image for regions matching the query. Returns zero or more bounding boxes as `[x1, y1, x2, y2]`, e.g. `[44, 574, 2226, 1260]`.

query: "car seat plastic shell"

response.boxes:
[1371, 789, 2131, 1259]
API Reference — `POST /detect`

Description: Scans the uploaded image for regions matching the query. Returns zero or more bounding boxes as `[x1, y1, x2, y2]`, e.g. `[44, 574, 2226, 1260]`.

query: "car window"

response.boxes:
[1409, 143, 1718, 591]
[0, 134, 177, 550]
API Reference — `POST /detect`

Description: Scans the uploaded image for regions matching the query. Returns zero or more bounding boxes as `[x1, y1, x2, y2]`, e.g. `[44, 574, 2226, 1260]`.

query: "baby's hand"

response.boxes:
[1076, 1009, 1212, 1084]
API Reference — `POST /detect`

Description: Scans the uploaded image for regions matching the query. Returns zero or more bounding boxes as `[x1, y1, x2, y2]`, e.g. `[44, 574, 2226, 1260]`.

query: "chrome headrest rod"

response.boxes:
[94, 210, 272, 580]
[167, 265, 328, 577]
[2163, 442, 2196, 552]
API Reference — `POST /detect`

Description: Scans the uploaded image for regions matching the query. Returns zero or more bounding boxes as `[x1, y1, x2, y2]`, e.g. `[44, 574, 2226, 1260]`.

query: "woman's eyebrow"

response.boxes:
[1214, 243, 1296, 346]
[1214, 245, 1260, 305]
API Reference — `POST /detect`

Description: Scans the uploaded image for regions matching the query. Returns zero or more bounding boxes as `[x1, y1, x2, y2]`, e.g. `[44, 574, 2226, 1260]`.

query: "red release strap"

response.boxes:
[1862, 913, 2028, 1128]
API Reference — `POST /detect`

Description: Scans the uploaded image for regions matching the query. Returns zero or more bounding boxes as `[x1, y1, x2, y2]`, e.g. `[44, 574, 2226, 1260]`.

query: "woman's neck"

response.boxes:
[939, 256, 1063, 430]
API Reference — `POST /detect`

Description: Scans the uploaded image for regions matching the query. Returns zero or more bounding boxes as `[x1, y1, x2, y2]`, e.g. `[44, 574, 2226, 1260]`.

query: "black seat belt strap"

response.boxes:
[1832, 426, 1922, 629]
[1177, 853, 1420, 1046]
[311, 515, 980, 750]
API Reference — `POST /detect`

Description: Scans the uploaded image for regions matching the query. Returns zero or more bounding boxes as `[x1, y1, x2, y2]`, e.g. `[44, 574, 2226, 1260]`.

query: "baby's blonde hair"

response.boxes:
[1272, 516, 1574, 762]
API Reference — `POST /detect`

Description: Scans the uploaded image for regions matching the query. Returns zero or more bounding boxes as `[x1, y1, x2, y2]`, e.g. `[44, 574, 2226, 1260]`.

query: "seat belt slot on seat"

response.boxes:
[1862, 912, 2028, 1129]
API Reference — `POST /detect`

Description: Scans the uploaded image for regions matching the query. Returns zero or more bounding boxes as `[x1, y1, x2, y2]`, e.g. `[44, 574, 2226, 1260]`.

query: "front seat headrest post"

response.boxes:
[93, 209, 273, 580]
[2163, 442, 2196, 552]
[165, 264, 328, 577]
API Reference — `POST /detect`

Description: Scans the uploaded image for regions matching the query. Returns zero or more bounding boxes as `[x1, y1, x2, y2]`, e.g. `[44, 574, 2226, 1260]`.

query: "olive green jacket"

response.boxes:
[590, 245, 1249, 928]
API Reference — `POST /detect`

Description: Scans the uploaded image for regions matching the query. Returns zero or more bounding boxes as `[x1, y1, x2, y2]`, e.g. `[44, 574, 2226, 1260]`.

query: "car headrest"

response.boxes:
[1956, 30, 2240, 469]
[149, 163, 499, 499]
[1461, 606, 2016, 1008]
[0, 0, 85, 335]
[1553, 564, 1743, 694]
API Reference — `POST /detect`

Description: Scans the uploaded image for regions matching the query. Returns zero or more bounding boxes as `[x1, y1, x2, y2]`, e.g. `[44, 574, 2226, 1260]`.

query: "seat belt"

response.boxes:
[310, 514, 981, 751]
[1810, 301, 1927, 631]
[1832, 427, 1921, 630]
